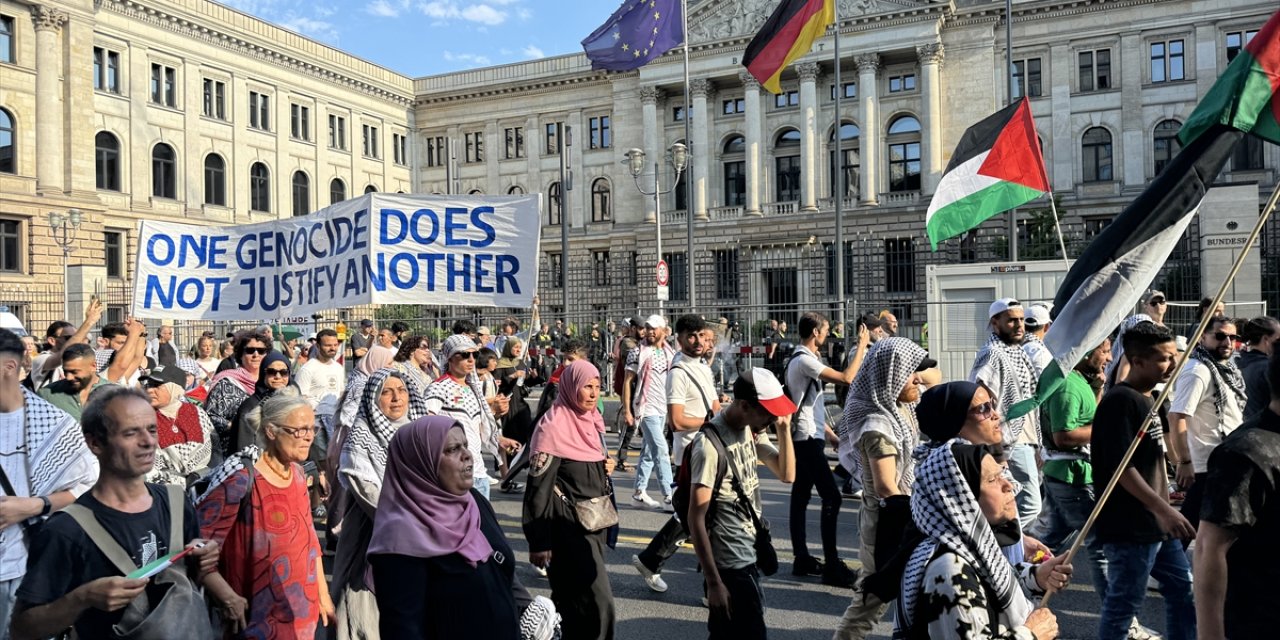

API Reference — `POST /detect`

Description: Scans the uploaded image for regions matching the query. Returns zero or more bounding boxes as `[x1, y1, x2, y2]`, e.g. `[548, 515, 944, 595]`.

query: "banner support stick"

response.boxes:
[1048, 192, 1070, 270]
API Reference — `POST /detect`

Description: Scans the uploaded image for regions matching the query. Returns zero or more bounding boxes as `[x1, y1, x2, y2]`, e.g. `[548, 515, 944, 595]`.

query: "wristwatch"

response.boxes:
[37, 495, 51, 517]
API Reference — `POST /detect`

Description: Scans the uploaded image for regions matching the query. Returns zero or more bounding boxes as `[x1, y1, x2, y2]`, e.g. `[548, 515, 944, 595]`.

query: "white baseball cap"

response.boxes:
[644, 314, 667, 329]
[735, 367, 797, 417]
[1024, 304, 1052, 328]
[989, 297, 1022, 319]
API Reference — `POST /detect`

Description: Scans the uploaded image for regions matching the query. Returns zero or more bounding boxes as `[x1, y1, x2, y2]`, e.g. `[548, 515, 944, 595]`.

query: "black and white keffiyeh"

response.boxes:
[970, 333, 1037, 441]
[344, 368, 429, 476]
[23, 388, 96, 497]
[896, 440, 1031, 636]
[191, 445, 262, 505]
[838, 337, 926, 490]
[1190, 344, 1247, 418]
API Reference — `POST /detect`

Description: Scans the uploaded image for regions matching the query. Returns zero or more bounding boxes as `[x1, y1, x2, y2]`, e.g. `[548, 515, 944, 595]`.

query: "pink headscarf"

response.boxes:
[207, 367, 256, 395]
[528, 360, 606, 462]
[366, 416, 494, 567]
[357, 344, 396, 376]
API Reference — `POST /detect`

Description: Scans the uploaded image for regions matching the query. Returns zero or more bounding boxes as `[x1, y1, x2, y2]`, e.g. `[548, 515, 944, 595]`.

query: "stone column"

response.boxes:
[856, 54, 881, 206]
[917, 43, 945, 194]
[1120, 33, 1144, 187]
[690, 78, 714, 221]
[640, 86, 663, 223]
[524, 114, 540, 198]
[740, 72, 764, 216]
[1048, 43, 1073, 189]
[797, 62, 820, 212]
[31, 6, 68, 194]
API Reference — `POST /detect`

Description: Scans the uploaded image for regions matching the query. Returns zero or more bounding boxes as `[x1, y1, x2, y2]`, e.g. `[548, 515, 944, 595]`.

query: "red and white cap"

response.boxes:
[736, 367, 797, 417]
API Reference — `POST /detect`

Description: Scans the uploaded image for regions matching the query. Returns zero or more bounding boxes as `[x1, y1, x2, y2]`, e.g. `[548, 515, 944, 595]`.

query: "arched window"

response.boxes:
[774, 129, 801, 201]
[1153, 120, 1181, 176]
[723, 135, 746, 207]
[292, 171, 310, 217]
[203, 154, 226, 206]
[591, 178, 611, 222]
[547, 182, 562, 225]
[0, 108, 13, 175]
[329, 178, 346, 205]
[249, 162, 270, 212]
[1082, 127, 1113, 182]
[151, 143, 176, 199]
[95, 132, 120, 191]
[829, 122, 860, 199]
[887, 116, 921, 192]
[508, 185, 525, 195]
[468, 189, 483, 195]
[364, 184, 378, 194]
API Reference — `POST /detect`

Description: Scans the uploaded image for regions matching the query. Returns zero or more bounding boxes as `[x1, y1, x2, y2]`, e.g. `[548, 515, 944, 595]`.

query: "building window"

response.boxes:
[1084, 216, 1113, 239]
[249, 91, 269, 130]
[546, 252, 562, 288]
[589, 116, 611, 149]
[94, 47, 121, 93]
[662, 251, 688, 301]
[592, 250, 610, 287]
[104, 230, 124, 278]
[887, 116, 921, 192]
[203, 154, 226, 206]
[329, 178, 345, 204]
[830, 82, 856, 100]
[95, 132, 120, 191]
[825, 241, 855, 296]
[1078, 48, 1112, 92]
[426, 136, 445, 167]
[885, 238, 916, 293]
[290, 104, 310, 141]
[329, 115, 347, 150]
[292, 171, 310, 217]
[888, 74, 916, 93]
[829, 122, 860, 199]
[774, 91, 799, 108]
[723, 135, 746, 207]
[722, 98, 745, 114]
[362, 125, 380, 158]
[1232, 133, 1265, 171]
[545, 122, 562, 155]
[547, 182, 562, 225]
[673, 170, 687, 211]
[0, 108, 11, 174]
[1226, 30, 1257, 63]
[590, 178, 611, 222]
[0, 220, 20, 273]
[774, 129, 801, 201]
[364, 184, 378, 194]
[151, 143, 176, 198]
[249, 162, 270, 212]
[504, 127, 524, 159]
[150, 63, 176, 107]
[714, 248, 740, 299]
[508, 185, 524, 195]
[393, 133, 407, 166]
[1012, 58, 1042, 98]
[1150, 39, 1185, 83]
[672, 106, 685, 121]
[0, 16, 13, 64]
[1153, 120, 1182, 175]
[202, 79, 226, 120]
[1081, 127, 1113, 182]
[465, 131, 483, 163]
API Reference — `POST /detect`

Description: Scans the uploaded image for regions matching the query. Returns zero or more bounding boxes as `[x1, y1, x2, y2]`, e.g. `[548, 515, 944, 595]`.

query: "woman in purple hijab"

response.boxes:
[368, 416, 557, 639]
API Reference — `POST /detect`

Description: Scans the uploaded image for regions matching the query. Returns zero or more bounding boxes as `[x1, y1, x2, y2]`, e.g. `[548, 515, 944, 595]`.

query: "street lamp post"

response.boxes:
[625, 143, 687, 314]
[47, 208, 83, 318]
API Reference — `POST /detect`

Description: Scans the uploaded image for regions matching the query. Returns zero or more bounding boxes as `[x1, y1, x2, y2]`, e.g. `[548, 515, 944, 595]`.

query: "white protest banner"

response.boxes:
[133, 193, 542, 320]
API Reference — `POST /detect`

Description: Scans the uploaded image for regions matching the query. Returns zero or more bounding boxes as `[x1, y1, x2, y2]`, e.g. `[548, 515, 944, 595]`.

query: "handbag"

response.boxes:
[62, 484, 217, 640]
[705, 429, 779, 576]
[553, 475, 619, 533]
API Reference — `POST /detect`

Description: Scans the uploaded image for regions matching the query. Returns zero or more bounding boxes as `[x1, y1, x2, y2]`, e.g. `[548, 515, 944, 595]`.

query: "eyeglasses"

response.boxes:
[1214, 331, 1240, 342]
[243, 347, 269, 355]
[265, 368, 290, 377]
[452, 351, 477, 360]
[969, 401, 997, 419]
[275, 424, 316, 438]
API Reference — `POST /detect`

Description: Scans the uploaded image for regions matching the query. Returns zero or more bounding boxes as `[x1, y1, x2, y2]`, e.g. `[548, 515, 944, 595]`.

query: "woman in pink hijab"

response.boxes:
[522, 360, 617, 640]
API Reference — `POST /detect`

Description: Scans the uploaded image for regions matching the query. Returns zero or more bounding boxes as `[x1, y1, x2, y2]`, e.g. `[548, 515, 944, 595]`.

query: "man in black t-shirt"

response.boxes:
[12, 387, 226, 640]
[1091, 323, 1196, 640]
[1195, 348, 1280, 640]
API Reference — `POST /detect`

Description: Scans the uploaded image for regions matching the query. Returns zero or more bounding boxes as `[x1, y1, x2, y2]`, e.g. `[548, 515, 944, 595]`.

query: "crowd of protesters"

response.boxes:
[0, 286, 1275, 640]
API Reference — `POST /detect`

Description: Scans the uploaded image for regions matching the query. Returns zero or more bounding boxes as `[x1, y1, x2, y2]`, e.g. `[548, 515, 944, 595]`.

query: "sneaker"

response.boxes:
[500, 482, 525, 494]
[821, 560, 858, 589]
[792, 556, 824, 577]
[1128, 618, 1161, 640]
[312, 505, 327, 519]
[533, 564, 548, 578]
[631, 554, 668, 593]
[632, 492, 661, 510]
[840, 478, 858, 498]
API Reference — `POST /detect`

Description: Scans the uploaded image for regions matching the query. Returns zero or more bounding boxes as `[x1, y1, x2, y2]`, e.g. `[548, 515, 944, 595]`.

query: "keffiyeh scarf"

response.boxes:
[22, 388, 97, 498]
[343, 369, 428, 480]
[896, 440, 1030, 636]
[1191, 344, 1247, 418]
[838, 338, 926, 491]
[971, 333, 1037, 441]
[192, 445, 261, 505]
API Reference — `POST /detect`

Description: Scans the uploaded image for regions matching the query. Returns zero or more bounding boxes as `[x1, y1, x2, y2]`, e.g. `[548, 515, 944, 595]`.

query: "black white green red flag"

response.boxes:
[925, 99, 1049, 250]
[1179, 9, 1280, 147]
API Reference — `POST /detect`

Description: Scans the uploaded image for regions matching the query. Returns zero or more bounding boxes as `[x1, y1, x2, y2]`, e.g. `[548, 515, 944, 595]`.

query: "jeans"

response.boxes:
[1041, 477, 1109, 596]
[1004, 443, 1042, 531]
[708, 565, 766, 640]
[1099, 540, 1195, 640]
[473, 475, 491, 501]
[0, 576, 19, 640]
[789, 438, 843, 564]
[634, 414, 673, 497]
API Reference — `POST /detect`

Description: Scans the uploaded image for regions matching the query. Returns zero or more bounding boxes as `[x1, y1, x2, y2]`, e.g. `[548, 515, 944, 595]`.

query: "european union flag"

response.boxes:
[581, 0, 683, 71]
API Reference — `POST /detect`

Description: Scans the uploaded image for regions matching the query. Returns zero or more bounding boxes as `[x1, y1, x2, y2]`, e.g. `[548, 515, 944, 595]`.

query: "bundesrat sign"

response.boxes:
[132, 194, 542, 320]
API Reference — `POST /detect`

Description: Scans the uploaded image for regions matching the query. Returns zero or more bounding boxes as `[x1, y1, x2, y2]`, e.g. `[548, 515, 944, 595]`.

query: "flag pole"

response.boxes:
[1040, 178, 1280, 609]
[1005, 0, 1018, 261]
[681, 0, 695, 313]
[1047, 193, 1070, 269]
[832, 4, 847, 349]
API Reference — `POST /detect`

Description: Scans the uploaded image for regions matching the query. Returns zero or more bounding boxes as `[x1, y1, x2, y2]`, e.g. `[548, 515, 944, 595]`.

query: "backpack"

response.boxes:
[780, 351, 820, 412]
[670, 424, 728, 525]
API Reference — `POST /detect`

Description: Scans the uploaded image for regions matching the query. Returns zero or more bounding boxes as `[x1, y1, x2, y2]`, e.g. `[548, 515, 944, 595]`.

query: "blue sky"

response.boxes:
[216, 0, 615, 77]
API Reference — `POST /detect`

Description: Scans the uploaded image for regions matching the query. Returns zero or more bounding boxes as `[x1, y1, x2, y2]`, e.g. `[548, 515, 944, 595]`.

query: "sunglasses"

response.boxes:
[452, 351, 477, 360]
[265, 368, 290, 377]
[1147, 299, 1166, 305]
[969, 401, 997, 419]
[243, 347, 270, 355]
[1213, 331, 1240, 342]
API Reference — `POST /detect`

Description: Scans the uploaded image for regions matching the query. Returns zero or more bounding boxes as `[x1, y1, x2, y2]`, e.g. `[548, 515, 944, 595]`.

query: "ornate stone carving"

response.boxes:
[689, 78, 715, 99]
[738, 71, 760, 91]
[796, 62, 821, 83]
[30, 5, 68, 31]
[688, 0, 908, 42]
[917, 42, 944, 65]
[639, 86, 665, 105]
[854, 54, 881, 75]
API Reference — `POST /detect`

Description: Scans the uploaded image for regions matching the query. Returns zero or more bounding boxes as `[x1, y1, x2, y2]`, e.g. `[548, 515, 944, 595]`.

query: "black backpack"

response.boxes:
[670, 424, 728, 525]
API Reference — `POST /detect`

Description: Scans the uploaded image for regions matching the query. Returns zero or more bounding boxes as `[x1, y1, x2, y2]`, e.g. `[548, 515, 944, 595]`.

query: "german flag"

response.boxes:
[742, 0, 835, 94]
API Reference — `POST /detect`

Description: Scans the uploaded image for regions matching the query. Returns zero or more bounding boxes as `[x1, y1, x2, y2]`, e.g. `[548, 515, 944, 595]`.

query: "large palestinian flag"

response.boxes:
[925, 99, 1049, 250]
[1180, 9, 1280, 147]
[742, 0, 834, 94]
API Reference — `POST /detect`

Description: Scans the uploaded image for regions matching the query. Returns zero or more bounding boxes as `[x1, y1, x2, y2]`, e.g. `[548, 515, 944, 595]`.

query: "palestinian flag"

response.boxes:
[1180, 9, 1280, 147]
[742, 0, 834, 94]
[1006, 125, 1244, 420]
[925, 99, 1049, 250]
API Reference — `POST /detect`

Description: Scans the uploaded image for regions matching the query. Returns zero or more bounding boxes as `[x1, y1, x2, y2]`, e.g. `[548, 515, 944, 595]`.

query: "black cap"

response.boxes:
[916, 356, 938, 372]
[915, 381, 980, 442]
[140, 365, 186, 388]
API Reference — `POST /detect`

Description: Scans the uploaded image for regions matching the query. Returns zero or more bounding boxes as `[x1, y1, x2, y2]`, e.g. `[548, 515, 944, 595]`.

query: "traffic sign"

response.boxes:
[656, 260, 669, 286]
[656, 285, 669, 301]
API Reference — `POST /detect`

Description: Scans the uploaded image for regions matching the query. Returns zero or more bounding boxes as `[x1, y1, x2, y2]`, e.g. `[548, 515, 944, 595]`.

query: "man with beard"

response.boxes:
[37, 344, 114, 420]
[969, 298, 1041, 530]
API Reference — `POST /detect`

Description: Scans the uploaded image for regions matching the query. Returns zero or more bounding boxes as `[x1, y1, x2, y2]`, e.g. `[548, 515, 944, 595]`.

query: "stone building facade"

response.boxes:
[0, 0, 1276, 332]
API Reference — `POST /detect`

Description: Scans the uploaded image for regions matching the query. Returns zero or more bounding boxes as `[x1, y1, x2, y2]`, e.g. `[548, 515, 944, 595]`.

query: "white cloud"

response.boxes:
[442, 50, 492, 66]
[279, 16, 339, 42]
[366, 0, 399, 17]
[418, 1, 508, 26]
[521, 45, 544, 59]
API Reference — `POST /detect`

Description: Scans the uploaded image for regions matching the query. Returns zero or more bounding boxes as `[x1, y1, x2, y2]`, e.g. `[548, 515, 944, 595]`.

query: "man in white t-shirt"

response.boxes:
[623, 315, 676, 509]
[296, 329, 345, 508]
[1168, 315, 1246, 530]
